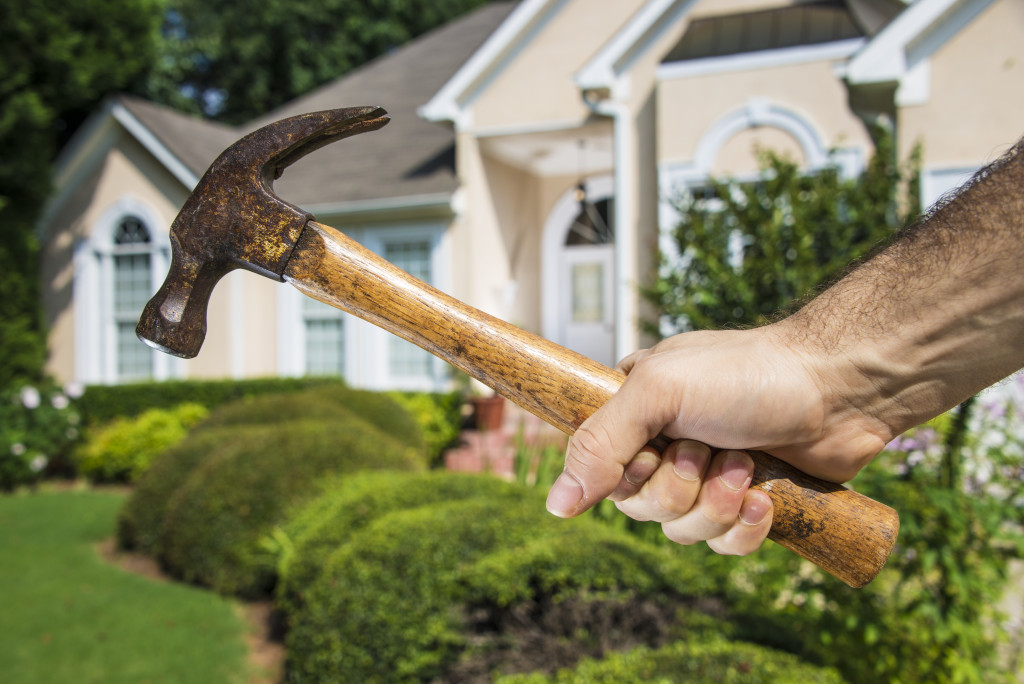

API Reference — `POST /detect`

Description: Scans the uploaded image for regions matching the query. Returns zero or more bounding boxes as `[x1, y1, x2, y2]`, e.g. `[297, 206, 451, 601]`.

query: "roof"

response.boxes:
[117, 96, 237, 179]
[90, 3, 515, 212]
[250, 1, 518, 209]
[662, 0, 887, 64]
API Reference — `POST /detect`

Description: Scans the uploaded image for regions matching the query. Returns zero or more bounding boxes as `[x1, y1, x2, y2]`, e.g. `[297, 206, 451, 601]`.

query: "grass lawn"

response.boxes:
[0, 488, 251, 684]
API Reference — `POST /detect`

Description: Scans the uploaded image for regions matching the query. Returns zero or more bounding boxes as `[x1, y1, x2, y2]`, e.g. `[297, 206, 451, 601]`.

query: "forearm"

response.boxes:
[782, 139, 1024, 440]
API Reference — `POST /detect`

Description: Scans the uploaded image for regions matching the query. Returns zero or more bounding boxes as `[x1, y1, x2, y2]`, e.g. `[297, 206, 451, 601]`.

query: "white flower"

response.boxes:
[63, 382, 85, 399]
[51, 394, 69, 410]
[20, 386, 40, 409]
[10, 443, 26, 456]
[66, 428, 79, 440]
[29, 455, 48, 473]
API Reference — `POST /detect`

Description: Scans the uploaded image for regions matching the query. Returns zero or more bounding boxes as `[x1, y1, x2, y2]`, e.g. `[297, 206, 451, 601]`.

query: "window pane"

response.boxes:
[571, 262, 605, 323]
[113, 253, 152, 316]
[305, 318, 344, 376]
[117, 322, 152, 380]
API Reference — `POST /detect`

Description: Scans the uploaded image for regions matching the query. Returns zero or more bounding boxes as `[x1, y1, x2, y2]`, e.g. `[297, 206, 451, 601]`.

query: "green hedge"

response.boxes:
[75, 403, 208, 482]
[277, 470, 525, 617]
[78, 377, 347, 424]
[158, 414, 422, 597]
[282, 472, 732, 683]
[496, 639, 845, 684]
[116, 425, 249, 555]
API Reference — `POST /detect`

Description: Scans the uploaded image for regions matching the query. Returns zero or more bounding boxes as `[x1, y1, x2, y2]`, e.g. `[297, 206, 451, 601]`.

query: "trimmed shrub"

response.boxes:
[195, 386, 427, 461]
[78, 377, 346, 424]
[496, 639, 846, 684]
[116, 425, 250, 555]
[75, 403, 208, 482]
[285, 494, 557, 683]
[158, 415, 422, 597]
[277, 470, 525, 617]
[282, 473, 729, 683]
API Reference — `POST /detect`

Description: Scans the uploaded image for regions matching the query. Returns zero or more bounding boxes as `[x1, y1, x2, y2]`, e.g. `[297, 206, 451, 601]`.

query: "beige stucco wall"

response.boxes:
[470, 0, 646, 131]
[898, 0, 1024, 168]
[658, 59, 874, 171]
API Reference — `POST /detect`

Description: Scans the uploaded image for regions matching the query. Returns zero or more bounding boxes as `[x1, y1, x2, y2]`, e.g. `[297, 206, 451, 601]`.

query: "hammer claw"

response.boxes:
[136, 107, 389, 358]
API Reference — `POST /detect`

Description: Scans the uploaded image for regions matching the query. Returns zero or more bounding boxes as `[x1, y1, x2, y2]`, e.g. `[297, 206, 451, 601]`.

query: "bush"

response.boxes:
[196, 386, 427, 460]
[276, 470, 525, 617]
[283, 472, 738, 683]
[158, 414, 423, 597]
[285, 493, 558, 683]
[116, 387, 430, 558]
[386, 391, 463, 462]
[75, 403, 208, 482]
[496, 639, 845, 684]
[77, 377, 347, 425]
[116, 425, 250, 555]
[0, 382, 82, 489]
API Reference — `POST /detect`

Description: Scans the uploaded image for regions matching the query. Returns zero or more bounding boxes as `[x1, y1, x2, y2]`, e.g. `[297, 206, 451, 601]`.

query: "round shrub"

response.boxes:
[285, 493, 558, 683]
[76, 403, 208, 482]
[116, 425, 249, 554]
[277, 470, 526, 616]
[159, 415, 422, 597]
[495, 639, 845, 684]
[195, 386, 427, 464]
[283, 475, 724, 684]
[116, 387, 430, 556]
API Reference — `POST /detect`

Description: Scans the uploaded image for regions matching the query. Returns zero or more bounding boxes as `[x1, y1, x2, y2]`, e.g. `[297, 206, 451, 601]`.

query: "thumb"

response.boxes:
[546, 379, 660, 517]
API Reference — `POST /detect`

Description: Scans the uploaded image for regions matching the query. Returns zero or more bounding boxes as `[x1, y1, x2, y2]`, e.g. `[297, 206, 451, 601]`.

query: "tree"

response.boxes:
[645, 128, 918, 334]
[141, 0, 494, 124]
[0, 0, 165, 388]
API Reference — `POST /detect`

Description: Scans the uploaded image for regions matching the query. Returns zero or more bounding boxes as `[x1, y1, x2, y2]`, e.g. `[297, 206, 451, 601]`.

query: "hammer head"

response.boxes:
[136, 106, 389, 358]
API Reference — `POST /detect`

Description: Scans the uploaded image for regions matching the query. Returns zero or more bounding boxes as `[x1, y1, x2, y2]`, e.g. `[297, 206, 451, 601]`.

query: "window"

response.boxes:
[111, 217, 154, 381]
[303, 297, 345, 376]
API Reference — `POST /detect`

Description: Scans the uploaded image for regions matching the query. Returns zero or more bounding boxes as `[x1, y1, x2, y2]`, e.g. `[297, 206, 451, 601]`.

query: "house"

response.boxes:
[38, 0, 1024, 391]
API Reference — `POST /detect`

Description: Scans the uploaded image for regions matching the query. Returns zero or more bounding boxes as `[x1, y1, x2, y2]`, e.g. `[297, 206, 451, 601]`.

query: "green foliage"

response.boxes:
[276, 470, 524, 618]
[282, 472, 761, 683]
[647, 128, 918, 333]
[158, 414, 422, 597]
[386, 390, 463, 462]
[75, 402, 208, 482]
[0, 383, 82, 490]
[76, 376, 348, 425]
[142, 0, 492, 122]
[116, 425, 260, 554]
[1, 0, 164, 388]
[496, 639, 845, 684]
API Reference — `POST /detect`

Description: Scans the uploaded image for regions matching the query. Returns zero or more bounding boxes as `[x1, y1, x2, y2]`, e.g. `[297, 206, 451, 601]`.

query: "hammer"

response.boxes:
[137, 107, 898, 588]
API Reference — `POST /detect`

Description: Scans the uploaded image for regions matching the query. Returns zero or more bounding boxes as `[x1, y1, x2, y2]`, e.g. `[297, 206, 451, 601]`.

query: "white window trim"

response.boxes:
[75, 195, 180, 384]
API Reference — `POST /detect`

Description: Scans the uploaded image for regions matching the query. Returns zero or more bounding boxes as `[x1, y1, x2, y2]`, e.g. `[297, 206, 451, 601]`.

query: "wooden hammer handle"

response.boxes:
[284, 221, 899, 588]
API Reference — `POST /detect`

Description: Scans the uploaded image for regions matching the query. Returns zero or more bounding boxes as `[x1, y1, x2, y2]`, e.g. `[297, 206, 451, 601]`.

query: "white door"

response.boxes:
[560, 244, 615, 366]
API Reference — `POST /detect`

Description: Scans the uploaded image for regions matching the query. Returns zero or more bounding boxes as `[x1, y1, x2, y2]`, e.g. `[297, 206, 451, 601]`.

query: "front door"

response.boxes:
[560, 244, 615, 366]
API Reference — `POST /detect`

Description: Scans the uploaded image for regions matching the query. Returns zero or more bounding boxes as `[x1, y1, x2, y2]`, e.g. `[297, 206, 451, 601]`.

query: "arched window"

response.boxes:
[111, 216, 154, 380]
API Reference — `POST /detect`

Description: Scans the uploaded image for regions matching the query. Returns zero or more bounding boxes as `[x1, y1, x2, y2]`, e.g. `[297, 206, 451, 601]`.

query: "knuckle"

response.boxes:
[566, 422, 614, 478]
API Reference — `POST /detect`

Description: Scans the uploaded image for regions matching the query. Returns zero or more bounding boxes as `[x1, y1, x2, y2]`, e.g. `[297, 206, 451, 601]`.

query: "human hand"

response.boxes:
[546, 324, 894, 553]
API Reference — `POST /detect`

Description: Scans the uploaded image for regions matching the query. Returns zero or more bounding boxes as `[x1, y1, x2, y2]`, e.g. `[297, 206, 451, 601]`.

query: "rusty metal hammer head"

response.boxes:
[135, 106, 389, 358]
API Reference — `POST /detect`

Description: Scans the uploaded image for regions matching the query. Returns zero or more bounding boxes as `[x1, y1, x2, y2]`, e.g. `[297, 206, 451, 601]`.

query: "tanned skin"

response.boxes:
[546, 139, 1024, 556]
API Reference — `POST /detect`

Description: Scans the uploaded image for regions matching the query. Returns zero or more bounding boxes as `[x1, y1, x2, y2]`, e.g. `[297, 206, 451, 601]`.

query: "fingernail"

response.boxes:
[719, 451, 753, 491]
[546, 472, 584, 518]
[673, 443, 708, 481]
[740, 494, 772, 526]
